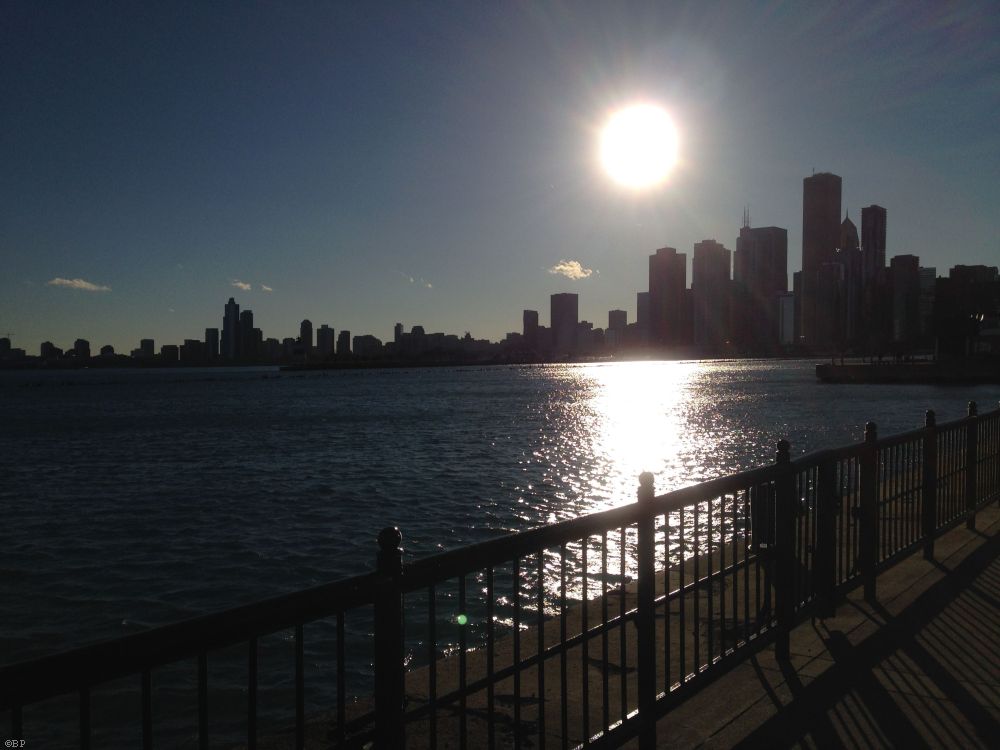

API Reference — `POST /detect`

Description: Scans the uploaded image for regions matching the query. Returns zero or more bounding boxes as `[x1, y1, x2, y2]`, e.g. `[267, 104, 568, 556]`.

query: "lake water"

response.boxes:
[2, 359, 997, 743]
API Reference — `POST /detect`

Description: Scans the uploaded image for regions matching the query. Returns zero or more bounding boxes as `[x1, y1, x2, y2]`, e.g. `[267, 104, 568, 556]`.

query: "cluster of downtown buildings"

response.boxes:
[524, 172, 999, 360]
[3, 171, 998, 368]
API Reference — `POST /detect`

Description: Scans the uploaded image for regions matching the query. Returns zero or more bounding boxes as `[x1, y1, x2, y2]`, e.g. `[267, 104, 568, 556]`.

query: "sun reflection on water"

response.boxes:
[537, 360, 725, 519]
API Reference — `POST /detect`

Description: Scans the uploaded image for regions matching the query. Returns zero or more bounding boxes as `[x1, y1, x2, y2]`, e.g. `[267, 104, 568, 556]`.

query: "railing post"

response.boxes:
[967, 401, 978, 529]
[374, 526, 404, 748]
[816, 457, 837, 617]
[860, 422, 878, 603]
[636, 472, 656, 750]
[774, 440, 795, 661]
[922, 410, 938, 560]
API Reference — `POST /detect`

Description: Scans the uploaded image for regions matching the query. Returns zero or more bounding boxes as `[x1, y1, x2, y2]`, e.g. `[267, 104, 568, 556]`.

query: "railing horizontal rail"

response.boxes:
[403, 502, 642, 591]
[0, 570, 379, 710]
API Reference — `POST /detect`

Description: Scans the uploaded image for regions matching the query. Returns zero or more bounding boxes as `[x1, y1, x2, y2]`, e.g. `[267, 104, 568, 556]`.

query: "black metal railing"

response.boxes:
[3, 402, 999, 748]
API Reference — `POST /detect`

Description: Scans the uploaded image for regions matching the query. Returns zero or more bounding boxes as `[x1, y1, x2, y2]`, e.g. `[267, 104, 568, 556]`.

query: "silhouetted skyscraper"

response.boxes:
[891, 254, 921, 345]
[608, 309, 627, 330]
[734, 222, 788, 351]
[649, 247, 686, 346]
[317, 325, 335, 357]
[204, 328, 219, 361]
[140, 338, 154, 359]
[636, 291, 650, 341]
[394, 323, 403, 344]
[861, 205, 887, 286]
[222, 297, 240, 361]
[300, 319, 313, 354]
[691, 239, 731, 350]
[336, 330, 351, 355]
[801, 172, 842, 348]
[523, 310, 539, 350]
[73, 339, 91, 359]
[240, 309, 256, 360]
[836, 213, 862, 346]
[550, 293, 579, 354]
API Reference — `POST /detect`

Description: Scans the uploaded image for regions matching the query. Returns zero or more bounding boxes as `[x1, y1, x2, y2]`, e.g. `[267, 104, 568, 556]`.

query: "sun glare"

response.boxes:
[600, 104, 679, 189]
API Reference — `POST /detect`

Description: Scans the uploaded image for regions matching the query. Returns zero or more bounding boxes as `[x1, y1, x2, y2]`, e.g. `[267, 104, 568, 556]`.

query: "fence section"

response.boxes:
[3, 403, 999, 749]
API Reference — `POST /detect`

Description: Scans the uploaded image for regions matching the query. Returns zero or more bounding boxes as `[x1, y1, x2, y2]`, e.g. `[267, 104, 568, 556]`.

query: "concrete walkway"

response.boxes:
[653, 503, 1000, 749]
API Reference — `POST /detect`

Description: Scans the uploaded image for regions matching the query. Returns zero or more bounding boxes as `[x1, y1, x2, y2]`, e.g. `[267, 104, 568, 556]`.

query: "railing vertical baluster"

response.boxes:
[336, 612, 346, 746]
[459, 573, 467, 750]
[923, 411, 937, 560]
[142, 669, 153, 750]
[731, 493, 739, 649]
[719, 500, 726, 658]
[581, 538, 589, 742]
[967, 401, 979, 529]
[512, 559, 520, 750]
[693, 500, 701, 671]
[295, 624, 304, 750]
[742, 489, 750, 644]
[79, 686, 90, 750]
[636, 472, 656, 749]
[559, 542, 568, 750]
[374, 526, 404, 749]
[662, 514, 670, 690]
[426, 587, 436, 748]
[774, 440, 794, 662]
[860, 422, 878, 602]
[619, 527, 626, 722]
[537, 552, 546, 750]
[198, 653, 208, 750]
[247, 639, 257, 750]
[816, 458, 837, 617]
[707, 498, 714, 664]
[602, 530, 610, 732]
[678, 508, 687, 675]
[486, 566, 495, 750]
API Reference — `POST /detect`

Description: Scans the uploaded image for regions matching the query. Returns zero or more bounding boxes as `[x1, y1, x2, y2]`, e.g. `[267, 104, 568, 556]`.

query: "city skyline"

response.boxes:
[3, 2, 999, 353]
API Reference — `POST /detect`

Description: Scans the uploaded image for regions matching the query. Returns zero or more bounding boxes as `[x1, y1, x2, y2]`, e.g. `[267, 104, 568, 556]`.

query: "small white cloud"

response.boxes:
[260, 284, 273, 293]
[231, 279, 252, 291]
[425, 282, 433, 289]
[548, 260, 594, 280]
[47, 277, 111, 292]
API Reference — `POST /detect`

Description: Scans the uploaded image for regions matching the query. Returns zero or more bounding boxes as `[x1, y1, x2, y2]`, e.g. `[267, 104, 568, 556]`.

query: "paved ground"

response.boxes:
[654, 503, 1000, 749]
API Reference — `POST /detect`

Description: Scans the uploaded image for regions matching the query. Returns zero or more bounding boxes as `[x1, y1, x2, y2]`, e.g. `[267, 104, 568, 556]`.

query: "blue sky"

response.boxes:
[2, 1, 998, 353]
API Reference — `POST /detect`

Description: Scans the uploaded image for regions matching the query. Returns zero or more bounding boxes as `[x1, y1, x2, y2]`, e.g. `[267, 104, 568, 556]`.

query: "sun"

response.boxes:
[599, 104, 679, 189]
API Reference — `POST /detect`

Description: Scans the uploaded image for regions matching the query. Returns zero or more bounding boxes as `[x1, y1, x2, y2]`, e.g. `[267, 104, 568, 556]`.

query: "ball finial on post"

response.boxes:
[377, 526, 403, 574]
[638, 472, 655, 503]
[776, 439, 791, 463]
[968, 401, 978, 417]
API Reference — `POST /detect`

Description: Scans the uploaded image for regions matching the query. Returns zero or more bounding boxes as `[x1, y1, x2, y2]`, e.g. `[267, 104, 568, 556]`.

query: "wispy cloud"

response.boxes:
[260, 284, 273, 293]
[548, 260, 594, 280]
[231, 279, 252, 291]
[47, 277, 111, 292]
